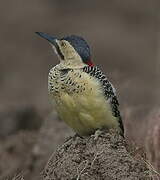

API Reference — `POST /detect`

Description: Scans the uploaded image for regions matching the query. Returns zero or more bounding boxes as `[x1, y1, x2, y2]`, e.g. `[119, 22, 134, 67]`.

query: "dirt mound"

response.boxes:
[42, 130, 150, 180]
[0, 109, 157, 180]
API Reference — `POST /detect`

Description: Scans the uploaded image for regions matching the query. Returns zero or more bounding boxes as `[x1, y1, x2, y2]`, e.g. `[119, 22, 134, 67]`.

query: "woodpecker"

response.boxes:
[36, 32, 124, 137]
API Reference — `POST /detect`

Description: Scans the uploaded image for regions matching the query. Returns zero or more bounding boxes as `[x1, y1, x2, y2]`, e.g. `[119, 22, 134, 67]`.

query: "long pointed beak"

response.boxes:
[35, 32, 57, 46]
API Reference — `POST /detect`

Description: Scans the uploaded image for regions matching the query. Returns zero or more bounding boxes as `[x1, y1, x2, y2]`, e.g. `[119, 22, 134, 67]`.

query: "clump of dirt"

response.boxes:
[42, 130, 150, 180]
[26, 112, 73, 180]
[9, 173, 24, 180]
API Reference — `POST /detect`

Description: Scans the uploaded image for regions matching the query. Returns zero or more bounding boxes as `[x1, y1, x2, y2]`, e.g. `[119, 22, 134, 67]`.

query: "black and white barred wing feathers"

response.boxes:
[83, 66, 124, 135]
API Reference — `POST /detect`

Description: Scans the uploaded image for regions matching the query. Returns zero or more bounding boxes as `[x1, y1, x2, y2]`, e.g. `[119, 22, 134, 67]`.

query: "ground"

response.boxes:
[0, 108, 157, 180]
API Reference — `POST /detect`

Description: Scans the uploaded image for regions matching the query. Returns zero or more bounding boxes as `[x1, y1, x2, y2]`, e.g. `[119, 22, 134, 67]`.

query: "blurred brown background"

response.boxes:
[0, 0, 159, 161]
[0, 0, 160, 178]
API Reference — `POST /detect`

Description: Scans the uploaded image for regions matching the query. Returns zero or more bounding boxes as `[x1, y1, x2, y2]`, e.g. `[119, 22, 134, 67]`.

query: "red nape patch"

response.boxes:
[86, 60, 94, 67]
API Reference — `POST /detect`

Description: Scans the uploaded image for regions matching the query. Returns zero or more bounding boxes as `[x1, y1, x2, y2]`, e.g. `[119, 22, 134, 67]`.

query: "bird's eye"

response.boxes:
[61, 41, 66, 47]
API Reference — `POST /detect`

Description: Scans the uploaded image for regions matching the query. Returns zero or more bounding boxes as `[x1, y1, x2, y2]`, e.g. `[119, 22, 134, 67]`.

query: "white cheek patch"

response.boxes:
[50, 43, 62, 61]
[50, 44, 58, 55]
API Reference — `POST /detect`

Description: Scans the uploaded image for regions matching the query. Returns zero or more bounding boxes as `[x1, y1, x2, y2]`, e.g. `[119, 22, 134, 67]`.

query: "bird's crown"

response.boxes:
[36, 32, 94, 67]
[61, 35, 91, 64]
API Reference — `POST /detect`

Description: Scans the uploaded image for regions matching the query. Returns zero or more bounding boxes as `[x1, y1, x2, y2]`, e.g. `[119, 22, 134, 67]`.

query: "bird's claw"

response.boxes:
[92, 129, 103, 140]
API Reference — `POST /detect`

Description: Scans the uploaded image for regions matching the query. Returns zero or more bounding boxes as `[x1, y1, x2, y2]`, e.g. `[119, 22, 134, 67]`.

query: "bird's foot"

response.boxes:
[73, 133, 83, 139]
[64, 133, 83, 143]
[92, 129, 103, 140]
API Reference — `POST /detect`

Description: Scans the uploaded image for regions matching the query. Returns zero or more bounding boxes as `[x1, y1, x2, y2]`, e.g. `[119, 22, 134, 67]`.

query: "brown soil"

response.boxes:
[42, 130, 150, 180]
[0, 113, 153, 180]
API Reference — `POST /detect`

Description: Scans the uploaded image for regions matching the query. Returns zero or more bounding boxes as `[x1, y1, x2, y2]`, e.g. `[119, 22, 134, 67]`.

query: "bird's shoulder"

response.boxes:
[82, 66, 117, 99]
[82, 65, 124, 134]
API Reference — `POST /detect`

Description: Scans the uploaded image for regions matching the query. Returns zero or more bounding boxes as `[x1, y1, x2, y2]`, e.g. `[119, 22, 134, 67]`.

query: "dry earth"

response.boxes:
[0, 109, 158, 180]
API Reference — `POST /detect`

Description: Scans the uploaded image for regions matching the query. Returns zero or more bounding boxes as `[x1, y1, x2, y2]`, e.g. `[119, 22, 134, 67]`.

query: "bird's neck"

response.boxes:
[58, 59, 87, 69]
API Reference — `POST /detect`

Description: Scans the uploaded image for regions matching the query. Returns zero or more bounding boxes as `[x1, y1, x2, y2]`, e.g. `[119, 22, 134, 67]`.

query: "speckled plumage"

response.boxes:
[82, 66, 124, 134]
[48, 64, 124, 136]
[36, 32, 124, 136]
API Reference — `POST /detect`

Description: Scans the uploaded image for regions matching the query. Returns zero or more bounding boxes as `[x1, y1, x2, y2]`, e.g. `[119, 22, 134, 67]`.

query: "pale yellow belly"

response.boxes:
[54, 91, 119, 136]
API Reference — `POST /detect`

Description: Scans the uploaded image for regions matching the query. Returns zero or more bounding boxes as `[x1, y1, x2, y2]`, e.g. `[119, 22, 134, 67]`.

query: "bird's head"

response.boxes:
[36, 32, 94, 68]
